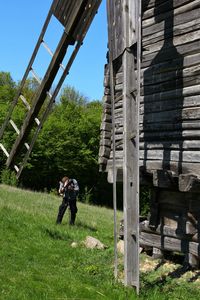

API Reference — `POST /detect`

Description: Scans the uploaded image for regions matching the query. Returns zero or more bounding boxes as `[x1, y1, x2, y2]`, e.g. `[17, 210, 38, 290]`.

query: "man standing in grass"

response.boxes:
[56, 176, 79, 225]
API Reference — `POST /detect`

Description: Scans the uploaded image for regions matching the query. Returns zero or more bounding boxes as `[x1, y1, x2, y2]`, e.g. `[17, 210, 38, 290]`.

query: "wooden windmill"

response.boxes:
[0, 0, 142, 293]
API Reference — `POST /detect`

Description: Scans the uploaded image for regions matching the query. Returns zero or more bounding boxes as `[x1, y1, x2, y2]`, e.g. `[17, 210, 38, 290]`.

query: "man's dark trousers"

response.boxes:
[56, 193, 77, 225]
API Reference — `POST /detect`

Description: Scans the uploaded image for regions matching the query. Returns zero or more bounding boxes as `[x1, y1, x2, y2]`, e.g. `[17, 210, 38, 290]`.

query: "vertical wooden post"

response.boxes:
[123, 0, 140, 293]
[107, 0, 118, 279]
[110, 58, 118, 280]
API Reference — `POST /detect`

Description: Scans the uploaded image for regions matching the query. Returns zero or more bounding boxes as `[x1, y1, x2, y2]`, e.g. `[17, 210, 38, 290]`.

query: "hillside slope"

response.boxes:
[0, 184, 200, 300]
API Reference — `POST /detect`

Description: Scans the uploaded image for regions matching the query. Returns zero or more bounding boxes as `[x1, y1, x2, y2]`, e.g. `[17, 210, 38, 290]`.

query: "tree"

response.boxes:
[0, 72, 16, 104]
[20, 86, 104, 199]
[0, 72, 17, 173]
[0, 78, 113, 206]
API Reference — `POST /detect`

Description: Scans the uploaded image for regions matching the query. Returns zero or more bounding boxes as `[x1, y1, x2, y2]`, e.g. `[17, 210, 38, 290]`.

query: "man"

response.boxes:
[56, 176, 79, 225]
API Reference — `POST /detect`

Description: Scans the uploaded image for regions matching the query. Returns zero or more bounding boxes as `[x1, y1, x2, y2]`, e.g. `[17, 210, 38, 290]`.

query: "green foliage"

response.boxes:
[19, 85, 106, 204]
[0, 74, 113, 206]
[60, 85, 88, 106]
[82, 186, 93, 204]
[0, 72, 16, 104]
[0, 72, 16, 126]
[1, 169, 18, 186]
[0, 72, 25, 156]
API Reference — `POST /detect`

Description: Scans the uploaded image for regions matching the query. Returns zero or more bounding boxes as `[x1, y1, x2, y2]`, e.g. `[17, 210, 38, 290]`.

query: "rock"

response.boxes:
[117, 240, 143, 255]
[83, 236, 106, 250]
[139, 247, 143, 254]
[117, 240, 124, 255]
[71, 242, 78, 248]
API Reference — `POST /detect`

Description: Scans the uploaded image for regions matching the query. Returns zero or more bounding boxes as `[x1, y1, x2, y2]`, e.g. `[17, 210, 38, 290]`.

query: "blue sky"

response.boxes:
[0, 0, 108, 101]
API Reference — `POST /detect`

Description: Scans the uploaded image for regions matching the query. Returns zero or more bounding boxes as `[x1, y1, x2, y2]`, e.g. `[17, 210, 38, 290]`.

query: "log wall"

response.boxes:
[99, 0, 200, 184]
[99, 0, 200, 267]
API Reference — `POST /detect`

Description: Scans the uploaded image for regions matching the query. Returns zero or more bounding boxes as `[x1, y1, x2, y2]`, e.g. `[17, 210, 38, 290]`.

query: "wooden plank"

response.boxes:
[141, 53, 200, 78]
[99, 138, 111, 147]
[102, 95, 111, 104]
[106, 159, 200, 185]
[0, 143, 9, 158]
[143, 19, 200, 46]
[140, 220, 198, 241]
[101, 114, 112, 123]
[140, 150, 200, 163]
[107, 0, 136, 60]
[140, 85, 200, 104]
[140, 121, 200, 133]
[142, 0, 166, 11]
[73, 1, 102, 42]
[98, 145, 111, 158]
[140, 93, 200, 112]
[140, 231, 200, 257]
[140, 140, 200, 150]
[142, 40, 200, 69]
[141, 75, 200, 96]
[153, 170, 177, 189]
[159, 191, 200, 211]
[107, 0, 118, 279]
[143, 0, 192, 20]
[141, 64, 200, 86]
[122, 0, 140, 291]
[179, 174, 200, 192]
[143, 7, 200, 38]
[140, 129, 200, 140]
[100, 130, 112, 140]
[139, 160, 200, 177]
[140, 107, 200, 123]
[100, 122, 112, 131]
[9, 120, 20, 135]
[143, 30, 200, 57]
[53, 0, 78, 29]
[108, 140, 200, 159]
[143, 0, 200, 29]
[98, 156, 108, 166]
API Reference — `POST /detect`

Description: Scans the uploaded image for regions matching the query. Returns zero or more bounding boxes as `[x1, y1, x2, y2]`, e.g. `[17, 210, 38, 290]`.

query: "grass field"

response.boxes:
[0, 184, 200, 300]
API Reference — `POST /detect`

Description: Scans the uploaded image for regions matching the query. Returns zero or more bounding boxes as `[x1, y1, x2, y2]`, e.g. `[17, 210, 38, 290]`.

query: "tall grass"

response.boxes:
[0, 184, 200, 299]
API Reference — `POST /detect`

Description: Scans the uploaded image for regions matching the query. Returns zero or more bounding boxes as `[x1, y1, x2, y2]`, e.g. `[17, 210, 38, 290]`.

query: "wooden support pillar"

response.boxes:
[122, 0, 140, 293]
[123, 46, 139, 291]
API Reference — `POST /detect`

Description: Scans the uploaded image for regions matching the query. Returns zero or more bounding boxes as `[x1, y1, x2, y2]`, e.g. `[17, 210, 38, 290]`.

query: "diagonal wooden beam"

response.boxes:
[6, 1, 90, 168]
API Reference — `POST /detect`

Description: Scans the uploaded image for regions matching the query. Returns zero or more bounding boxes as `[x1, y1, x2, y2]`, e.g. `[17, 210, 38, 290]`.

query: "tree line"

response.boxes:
[0, 71, 114, 206]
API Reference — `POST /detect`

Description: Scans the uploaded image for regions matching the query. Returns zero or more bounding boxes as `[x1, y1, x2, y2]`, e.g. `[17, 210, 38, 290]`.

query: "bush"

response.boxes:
[81, 186, 93, 204]
[1, 169, 18, 187]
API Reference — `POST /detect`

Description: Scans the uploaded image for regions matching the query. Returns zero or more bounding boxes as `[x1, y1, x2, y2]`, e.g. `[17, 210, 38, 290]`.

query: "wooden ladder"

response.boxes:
[0, 0, 102, 178]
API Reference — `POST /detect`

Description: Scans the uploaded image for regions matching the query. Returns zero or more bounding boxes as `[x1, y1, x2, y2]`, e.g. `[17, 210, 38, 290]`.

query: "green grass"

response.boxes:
[0, 184, 200, 300]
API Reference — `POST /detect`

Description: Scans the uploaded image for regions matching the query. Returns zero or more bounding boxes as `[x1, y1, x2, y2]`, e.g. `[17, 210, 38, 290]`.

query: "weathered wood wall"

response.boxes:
[99, 0, 200, 184]
[141, 188, 200, 266]
[99, 0, 200, 266]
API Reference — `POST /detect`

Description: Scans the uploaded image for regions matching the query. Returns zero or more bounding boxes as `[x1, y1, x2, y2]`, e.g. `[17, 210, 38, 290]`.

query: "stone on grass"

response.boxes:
[117, 239, 143, 255]
[117, 240, 124, 255]
[83, 236, 106, 250]
[71, 242, 78, 248]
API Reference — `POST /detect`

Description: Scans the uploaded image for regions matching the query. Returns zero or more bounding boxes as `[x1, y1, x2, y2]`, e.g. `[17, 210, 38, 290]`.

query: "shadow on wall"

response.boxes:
[143, 0, 183, 174]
